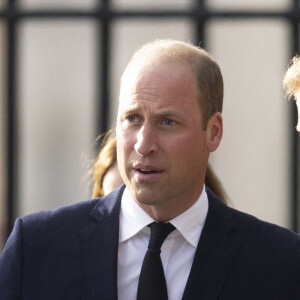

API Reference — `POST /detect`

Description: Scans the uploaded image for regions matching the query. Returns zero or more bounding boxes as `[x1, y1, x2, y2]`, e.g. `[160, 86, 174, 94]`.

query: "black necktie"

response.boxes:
[137, 222, 175, 300]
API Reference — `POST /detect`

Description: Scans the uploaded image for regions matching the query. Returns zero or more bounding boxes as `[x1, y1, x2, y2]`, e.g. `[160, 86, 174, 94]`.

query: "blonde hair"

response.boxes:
[121, 39, 223, 129]
[283, 55, 300, 99]
[92, 130, 117, 198]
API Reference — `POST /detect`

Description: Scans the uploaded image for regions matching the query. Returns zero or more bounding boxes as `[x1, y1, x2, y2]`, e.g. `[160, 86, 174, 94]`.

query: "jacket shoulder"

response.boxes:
[206, 186, 300, 248]
[21, 198, 100, 229]
[20, 184, 125, 230]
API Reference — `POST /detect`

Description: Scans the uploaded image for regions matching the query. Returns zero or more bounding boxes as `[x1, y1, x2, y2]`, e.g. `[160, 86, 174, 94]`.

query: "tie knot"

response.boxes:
[148, 222, 175, 250]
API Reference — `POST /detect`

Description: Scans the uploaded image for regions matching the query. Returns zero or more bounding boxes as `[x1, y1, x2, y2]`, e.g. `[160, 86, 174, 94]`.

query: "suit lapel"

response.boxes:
[80, 185, 241, 299]
[182, 188, 241, 300]
[80, 185, 125, 300]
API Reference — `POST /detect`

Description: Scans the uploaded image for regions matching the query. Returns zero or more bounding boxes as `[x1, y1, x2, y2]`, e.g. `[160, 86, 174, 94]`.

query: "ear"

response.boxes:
[206, 112, 223, 152]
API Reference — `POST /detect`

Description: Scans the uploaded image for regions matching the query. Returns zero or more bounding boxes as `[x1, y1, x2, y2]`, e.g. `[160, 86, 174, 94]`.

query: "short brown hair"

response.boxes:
[121, 39, 223, 129]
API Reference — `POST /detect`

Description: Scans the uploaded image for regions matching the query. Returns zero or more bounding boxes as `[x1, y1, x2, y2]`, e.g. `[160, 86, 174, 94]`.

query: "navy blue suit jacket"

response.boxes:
[1, 185, 300, 299]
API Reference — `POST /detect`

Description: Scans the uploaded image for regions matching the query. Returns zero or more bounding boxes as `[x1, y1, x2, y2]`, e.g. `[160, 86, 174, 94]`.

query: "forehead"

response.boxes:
[118, 61, 199, 110]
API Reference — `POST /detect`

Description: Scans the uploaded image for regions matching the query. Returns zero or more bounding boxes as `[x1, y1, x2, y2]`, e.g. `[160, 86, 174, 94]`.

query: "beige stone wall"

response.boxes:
[208, 19, 290, 227]
[17, 21, 97, 215]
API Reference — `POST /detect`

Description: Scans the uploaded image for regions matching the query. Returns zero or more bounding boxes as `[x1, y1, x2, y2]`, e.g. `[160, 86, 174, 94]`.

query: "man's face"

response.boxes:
[116, 61, 212, 220]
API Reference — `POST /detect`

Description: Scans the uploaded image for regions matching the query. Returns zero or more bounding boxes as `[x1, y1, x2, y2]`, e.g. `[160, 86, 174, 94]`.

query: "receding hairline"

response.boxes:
[119, 39, 224, 129]
[121, 39, 215, 80]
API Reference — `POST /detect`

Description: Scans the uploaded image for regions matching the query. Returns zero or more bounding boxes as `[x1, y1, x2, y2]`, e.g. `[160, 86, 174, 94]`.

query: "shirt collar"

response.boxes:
[119, 186, 209, 248]
[119, 188, 154, 243]
[170, 187, 208, 247]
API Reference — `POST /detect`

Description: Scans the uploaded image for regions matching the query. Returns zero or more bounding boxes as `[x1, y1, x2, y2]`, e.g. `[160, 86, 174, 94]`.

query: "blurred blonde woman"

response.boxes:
[283, 55, 300, 132]
[92, 130, 228, 204]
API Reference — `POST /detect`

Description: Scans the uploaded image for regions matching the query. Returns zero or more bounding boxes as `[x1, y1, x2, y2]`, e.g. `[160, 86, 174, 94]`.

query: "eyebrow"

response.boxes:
[121, 107, 187, 118]
[119, 107, 141, 116]
[156, 110, 186, 118]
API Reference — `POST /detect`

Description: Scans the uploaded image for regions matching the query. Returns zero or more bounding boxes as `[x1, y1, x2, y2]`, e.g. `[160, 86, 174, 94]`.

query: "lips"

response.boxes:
[138, 169, 156, 174]
[133, 164, 163, 175]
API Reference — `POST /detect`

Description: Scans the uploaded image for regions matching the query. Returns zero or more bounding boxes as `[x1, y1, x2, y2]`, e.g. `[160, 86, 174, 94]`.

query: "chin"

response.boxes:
[134, 188, 160, 205]
[134, 192, 154, 205]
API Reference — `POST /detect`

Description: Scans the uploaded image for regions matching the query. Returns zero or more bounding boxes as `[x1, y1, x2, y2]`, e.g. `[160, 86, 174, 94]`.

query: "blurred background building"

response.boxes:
[1, 0, 300, 251]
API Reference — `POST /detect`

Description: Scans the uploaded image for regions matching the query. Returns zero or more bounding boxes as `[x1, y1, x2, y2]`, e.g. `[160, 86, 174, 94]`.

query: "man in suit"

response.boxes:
[1, 39, 300, 299]
[283, 55, 300, 132]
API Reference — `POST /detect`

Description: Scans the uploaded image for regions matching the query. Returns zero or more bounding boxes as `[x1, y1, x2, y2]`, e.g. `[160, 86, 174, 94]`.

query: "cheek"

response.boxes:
[168, 130, 205, 152]
[117, 128, 136, 151]
[116, 130, 136, 171]
[116, 145, 128, 183]
[168, 133, 207, 164]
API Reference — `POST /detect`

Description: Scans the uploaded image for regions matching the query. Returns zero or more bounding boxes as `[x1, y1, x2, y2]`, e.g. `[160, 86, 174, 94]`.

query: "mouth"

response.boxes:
[136, 169, 161, 174]
[133, 164, 163, 176]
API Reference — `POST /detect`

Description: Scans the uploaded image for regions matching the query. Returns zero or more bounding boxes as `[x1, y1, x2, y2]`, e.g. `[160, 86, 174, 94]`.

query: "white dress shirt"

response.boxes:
[117, 186, 209, 300]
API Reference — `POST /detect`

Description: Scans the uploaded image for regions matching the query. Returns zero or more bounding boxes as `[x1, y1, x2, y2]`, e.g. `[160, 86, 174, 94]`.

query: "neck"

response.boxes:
[137, 186, 204, 222]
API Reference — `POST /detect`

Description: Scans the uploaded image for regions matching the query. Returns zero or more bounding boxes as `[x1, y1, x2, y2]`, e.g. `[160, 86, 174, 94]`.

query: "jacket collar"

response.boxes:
[182, 187, 241, 299]
[80, 185, 125, 300]
[80, 185, 241, 299]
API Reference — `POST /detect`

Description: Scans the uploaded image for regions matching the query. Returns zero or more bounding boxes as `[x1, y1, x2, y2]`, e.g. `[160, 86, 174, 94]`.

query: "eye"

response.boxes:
[164, 119, 174, 126]
[127, 115, 136, 123]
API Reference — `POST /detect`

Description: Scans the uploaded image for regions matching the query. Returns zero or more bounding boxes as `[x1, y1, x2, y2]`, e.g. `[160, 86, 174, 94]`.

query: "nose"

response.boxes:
[134, 124, 159, 156]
